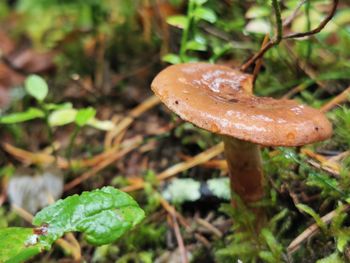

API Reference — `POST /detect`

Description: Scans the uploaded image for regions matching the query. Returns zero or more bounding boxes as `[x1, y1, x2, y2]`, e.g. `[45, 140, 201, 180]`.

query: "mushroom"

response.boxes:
[151, 63, 332, 220]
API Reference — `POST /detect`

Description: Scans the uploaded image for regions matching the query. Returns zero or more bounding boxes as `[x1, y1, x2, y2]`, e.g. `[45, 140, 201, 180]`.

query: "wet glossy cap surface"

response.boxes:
[151, 63, 332, 146]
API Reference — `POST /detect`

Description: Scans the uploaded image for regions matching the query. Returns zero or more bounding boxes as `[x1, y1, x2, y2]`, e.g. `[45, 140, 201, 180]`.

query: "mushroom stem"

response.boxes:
[222, 136, 265, 205]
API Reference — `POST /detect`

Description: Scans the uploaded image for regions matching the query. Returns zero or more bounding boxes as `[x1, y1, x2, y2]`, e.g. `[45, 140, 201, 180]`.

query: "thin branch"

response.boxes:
[320, 85, 350, 112]
[252, 34, 270, 83]
[160, 198, 188, 263]
[283, 0, 307, 27]
[287, 204, 350, 254]
[240, 0, 282, 72]
[240, 0, 339, 72]
[170, 214, 188, 263]
[240, 40, 276, 72]
[121, 142, 224, 192]
[283, 0, 339, 39]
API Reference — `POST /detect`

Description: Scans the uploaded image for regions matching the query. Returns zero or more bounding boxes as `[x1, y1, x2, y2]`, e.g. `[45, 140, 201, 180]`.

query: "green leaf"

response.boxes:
[216, 241, 256, 257]
[192, 0, 207, 5]
[185, 40, 207, 51]
[336, 232, 350, 253]
[48, 108, 77, 127]
[25, 75, 48, 101]
[75, 107, 96, 127]
[87, 118, 116, 131]
[316, 252, 343, 263]
[193, 7, 217, 23]
[258, 251, 275, 263]
[0, 227, 44, 263]
[260, 228, 283, 257]
[0, 108, 45, 124]
[166, 15, 188, 29]
[33, 187, 145, 247]
[162, 54, 182, 64]
[245, 6, 270, 19]
[296, 204, 327, 231]
[44, 102, 73, 111]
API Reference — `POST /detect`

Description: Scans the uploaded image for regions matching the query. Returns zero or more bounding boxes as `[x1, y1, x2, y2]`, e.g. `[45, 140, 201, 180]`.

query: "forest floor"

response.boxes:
[1, 1, 350, 262]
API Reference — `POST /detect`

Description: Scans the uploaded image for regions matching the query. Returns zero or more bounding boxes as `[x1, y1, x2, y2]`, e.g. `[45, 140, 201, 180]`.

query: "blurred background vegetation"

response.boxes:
[0, 0, 350, 262]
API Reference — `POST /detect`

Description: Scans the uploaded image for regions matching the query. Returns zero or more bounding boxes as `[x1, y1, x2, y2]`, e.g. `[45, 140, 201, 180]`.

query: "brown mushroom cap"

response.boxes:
[151, 63, 332, 146]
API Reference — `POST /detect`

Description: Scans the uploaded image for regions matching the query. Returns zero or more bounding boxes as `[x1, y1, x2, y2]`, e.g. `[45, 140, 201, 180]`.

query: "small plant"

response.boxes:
[0, 187, 145, 262]
[0, 74, 115, 156]
[163, 0, 218, 64]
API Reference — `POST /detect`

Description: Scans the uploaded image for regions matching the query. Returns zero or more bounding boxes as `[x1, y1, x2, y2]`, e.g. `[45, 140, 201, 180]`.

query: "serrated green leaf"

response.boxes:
[0, 227, 44, 263]
[162, 54, 182, 64]
[25, 75, 48, 101]
[166, 15, 188, 28]
[0, 108, 45, 124]
[48, 108, 77, 127]
[33, 187, 145, 247]
[193, 7, 217, 23]
[75, 107, 96, 127]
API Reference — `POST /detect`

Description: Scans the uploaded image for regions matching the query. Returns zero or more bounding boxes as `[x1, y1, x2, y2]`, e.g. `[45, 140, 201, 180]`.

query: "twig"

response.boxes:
[252, 34, 270, 84]
[178, 154, 228, 171]
[2, 143, 62, 166]
[121, 142, 224, 192]
[160, 198, 188, 263]
[159, 197, 214, 249]
[200, 25, 255, 50]
[168, 214, 188, 263]
[320, 85, 350, 112]
[240, 0, 283, 72]
[301, 148, 341, 177]
[194, 233, 211, 248]
[12, 204, 34, 222]
[240, 0, 339, 72]
[306, 159, 340, 178]
[104, 95, 160, 149]
[195, 217, 223, 238]
[287, 204, 350, 254]
[64, 136, 143, 191]
[282, 82, 309, 99]
[328, 151, 350, 163]
[283, 0, 307, 27]
[1, 142, 119, 170]
[156, 142, 224, 181]
[283, 0, 339, 39]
